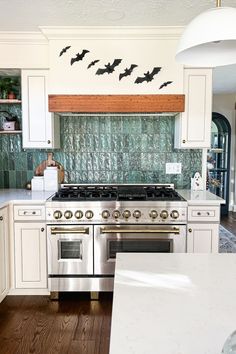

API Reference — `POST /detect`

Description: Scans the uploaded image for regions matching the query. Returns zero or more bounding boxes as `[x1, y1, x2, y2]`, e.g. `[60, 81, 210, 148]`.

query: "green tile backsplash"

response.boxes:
[0, 104, 202, 189]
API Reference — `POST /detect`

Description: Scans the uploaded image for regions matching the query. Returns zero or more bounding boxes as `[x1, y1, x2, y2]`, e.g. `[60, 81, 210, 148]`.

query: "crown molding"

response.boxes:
[39, 26, 184, 40]
[0, 31, 48, 44]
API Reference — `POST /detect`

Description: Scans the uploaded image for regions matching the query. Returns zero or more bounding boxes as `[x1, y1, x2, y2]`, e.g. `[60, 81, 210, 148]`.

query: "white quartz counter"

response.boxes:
[0, 189, 54, 208]
[110, 253, 236, 354]
[177, 189, 225, 205]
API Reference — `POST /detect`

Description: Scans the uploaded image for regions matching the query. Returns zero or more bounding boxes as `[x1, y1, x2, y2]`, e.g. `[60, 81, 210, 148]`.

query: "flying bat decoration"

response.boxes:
[96, 59, 122, 75]
[71, 49, 90, 65]
[159, 81, 173, 89]
[87, 60, 100, 69]
[135, 67, 162, 84]
[119, 64, 138, 81]
[59, 46, 71, 57]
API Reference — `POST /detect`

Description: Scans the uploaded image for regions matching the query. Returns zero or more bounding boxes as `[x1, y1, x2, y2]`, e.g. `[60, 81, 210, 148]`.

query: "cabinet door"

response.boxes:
[0, 207, 9, 303]
[187, 223, 219, 253]
[14, 222, 47, 288]
[21, 69, 60, 149]
[175, 68, 212, 149]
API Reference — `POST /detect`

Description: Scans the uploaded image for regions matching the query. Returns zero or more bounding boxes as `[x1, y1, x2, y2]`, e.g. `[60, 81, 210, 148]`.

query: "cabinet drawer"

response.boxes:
[188, 206, 220, 222]
[14, 205, 45, 221]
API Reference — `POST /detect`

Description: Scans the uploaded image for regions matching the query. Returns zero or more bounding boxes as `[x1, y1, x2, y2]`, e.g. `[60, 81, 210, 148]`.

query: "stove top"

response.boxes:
[51, 184, 185, 202]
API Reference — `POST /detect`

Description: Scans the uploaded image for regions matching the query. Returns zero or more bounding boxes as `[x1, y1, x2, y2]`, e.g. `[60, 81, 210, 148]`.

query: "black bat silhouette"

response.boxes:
[87, 60, 100, 69]
[159, 81, 173, 89]
[71, 49, 90, 65]
[59, 46, 71, 57]
[119, 64, 138, 81]
[135, 67, 162, 84]
[96, 59, 122, 75]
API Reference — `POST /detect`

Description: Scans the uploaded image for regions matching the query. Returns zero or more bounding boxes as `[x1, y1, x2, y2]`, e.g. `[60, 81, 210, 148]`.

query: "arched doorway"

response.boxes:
[207, 112, 231, 215]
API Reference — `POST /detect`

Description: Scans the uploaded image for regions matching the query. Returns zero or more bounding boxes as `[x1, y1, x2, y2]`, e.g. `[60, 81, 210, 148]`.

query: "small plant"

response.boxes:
[0, 76, 21, 99]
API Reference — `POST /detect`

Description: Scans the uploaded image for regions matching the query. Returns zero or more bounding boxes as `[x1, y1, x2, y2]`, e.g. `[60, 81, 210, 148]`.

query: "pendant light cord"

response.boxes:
[216, 0, 221, 7]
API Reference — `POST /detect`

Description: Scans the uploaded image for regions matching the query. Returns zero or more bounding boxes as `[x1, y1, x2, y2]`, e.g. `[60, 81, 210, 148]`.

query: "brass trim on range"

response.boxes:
[50, 227, 89, 235]
[100, 228, 180, 234]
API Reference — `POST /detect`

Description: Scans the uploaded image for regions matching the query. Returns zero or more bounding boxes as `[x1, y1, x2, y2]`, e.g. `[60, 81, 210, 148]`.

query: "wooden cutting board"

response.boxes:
[34, 153, 65, 183]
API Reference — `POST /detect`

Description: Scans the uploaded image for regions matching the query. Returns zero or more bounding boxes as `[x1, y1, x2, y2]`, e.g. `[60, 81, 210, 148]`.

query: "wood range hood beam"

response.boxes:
[48, 95, 185, 113]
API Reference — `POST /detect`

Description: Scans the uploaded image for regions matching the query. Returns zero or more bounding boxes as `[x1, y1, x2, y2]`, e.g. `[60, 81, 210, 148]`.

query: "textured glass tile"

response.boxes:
[99, 134, 111, 152]
[4, 171, 9, 188]
[15, 153, 27, 170]
[64, 153, 75, 171]
[0, 171, 4, 188]
[141, 117, 154, 134]
[9, 171, 16, 188]
[128, 153, 141, 170]
[127, 134, 141, 152]
[62, 134, 74, 152]
[152, 153, 166, 171]
[99, 153, 111, 170]
[99, 171, 111, 183]
[110, 171, 124, 183]
[122, 153, 130, 170]
[111, 116, 123, 132]
[27, 152, 33, 170]
[111, 134, 124, 152]
[80, 153, 88, 170]
[87, 153, 93, 171]
[141, 153, 153, 170]
[93, 135, 100, 152]
[99, 116, 111, 134]
[123, 117, 141, 134]
[27, 171, 34, 183]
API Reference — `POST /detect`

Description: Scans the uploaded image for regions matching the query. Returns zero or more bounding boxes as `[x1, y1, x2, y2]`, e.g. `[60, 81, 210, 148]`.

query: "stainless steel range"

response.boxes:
[46, 184, 187, 293]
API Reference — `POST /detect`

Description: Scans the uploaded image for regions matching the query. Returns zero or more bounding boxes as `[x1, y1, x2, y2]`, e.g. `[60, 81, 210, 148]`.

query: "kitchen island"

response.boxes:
[109, 253, 236, 354]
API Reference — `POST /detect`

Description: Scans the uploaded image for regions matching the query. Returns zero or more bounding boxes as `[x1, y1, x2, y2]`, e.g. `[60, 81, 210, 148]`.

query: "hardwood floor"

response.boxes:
[221, 211, 236, 234]
[0, 292, 113, 354]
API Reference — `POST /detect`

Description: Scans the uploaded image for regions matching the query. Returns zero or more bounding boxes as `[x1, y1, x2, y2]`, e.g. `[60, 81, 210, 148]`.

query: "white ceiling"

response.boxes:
[0, 0, 235, 94]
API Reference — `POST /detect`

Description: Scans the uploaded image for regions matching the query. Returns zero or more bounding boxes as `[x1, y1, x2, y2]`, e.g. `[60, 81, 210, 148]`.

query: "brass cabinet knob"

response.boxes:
[0, 216, 3, 221]
[47, 140, 51, 144]
[182, 139, 186, 143]
[188, 228, 192, 233]
[41, 228, 45, 232]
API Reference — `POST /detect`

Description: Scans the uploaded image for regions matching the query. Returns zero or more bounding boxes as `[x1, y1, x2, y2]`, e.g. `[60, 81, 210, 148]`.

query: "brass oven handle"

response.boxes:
[50, 227, 89, 235]
[100, 228, 180, 234]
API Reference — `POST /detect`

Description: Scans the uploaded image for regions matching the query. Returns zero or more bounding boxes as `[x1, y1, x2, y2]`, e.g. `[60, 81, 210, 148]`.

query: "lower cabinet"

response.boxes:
[0, 207, 9, 303]
[14, 222, 47, 289]
[187, 223, 219, 253]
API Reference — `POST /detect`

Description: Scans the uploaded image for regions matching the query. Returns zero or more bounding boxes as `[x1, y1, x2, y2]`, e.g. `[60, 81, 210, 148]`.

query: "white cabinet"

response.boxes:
[14, 222, 47, 289]
[187, 223, 219, 253]
[21, 69, 60, 149]
[187, 205, 220, 253]
[0, 207, 9, 303]
[175, 68, 212, 149]
[13, 205, 47, 290]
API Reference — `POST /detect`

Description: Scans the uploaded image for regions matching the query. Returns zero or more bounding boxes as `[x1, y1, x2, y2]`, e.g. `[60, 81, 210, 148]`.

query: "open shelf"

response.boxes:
[0, 130, 22, 134]
[0, 99, 21, 104]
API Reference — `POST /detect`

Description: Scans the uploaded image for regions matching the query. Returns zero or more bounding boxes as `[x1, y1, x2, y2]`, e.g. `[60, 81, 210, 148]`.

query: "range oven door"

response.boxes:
[47, 225, 93, 276]
[94, 224, 186, 275]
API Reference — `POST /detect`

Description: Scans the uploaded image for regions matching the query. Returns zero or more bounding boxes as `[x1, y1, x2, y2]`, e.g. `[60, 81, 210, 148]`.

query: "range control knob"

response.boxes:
[112, 210, 121, 219]
[53, 210, 62, 220]
[64, 210, 73, 219]
[149, 210, 158, 219]
[123, 210, 131, 219]
[133, 210, 141, 219]
[75, 210, 83, 219]
[170, 210, 179, 219]
[160, 210, 169, 219]
[102, 210, 110, 219]
[85, 210, 94, 219]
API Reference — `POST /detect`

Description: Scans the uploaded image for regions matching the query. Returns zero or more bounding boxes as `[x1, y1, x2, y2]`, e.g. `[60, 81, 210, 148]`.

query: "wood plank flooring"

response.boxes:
[221, 211, 236, 234]
[0, 292, 113, 354]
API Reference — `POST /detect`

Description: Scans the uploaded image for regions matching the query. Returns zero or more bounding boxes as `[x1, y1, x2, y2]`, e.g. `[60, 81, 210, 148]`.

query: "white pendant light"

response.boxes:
[175, 0, 236, 67]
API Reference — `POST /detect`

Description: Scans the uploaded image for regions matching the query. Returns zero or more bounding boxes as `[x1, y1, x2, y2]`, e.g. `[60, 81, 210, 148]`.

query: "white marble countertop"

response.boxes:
[110, 253, 236, 354]
[0, 189, 54, 208]
[177, 189, 225, 205]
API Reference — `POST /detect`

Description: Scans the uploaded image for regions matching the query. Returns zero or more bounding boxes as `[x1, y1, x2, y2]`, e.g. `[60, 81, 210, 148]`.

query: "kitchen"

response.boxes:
[0, 1, 236, 353]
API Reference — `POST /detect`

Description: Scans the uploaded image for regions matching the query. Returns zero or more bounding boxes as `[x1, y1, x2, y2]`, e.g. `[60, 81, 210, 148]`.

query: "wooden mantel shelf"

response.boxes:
[48, 94, 185, 113]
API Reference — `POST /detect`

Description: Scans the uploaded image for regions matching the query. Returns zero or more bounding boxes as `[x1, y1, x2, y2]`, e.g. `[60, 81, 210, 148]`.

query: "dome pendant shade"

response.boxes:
[175, 6, 236, 67]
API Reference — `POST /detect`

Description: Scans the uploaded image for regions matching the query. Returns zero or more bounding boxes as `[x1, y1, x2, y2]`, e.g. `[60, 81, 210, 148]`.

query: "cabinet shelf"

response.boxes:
[0, 130, 22, 134]
[0, 99, 21, 104]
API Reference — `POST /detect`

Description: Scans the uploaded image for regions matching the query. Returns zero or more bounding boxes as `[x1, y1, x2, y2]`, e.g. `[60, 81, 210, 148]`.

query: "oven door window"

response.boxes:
[58, 240, 82, 260]
[107, 239, 173, 259]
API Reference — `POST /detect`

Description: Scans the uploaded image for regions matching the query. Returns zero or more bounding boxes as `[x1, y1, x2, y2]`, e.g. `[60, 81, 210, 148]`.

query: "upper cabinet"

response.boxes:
[21, 69, 60, 149]
[174, 68, 212, 149]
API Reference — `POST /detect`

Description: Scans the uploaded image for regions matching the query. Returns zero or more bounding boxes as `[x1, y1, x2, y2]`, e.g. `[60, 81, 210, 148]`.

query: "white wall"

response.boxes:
[212, 94, 236, 210]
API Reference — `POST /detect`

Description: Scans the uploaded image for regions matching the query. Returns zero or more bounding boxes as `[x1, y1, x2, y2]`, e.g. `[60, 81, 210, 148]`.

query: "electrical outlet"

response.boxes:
[166, 163, 182, 174]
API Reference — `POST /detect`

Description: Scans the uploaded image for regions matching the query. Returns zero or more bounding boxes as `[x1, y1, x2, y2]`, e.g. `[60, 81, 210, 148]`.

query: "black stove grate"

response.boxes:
[51, 185, 184, 202]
